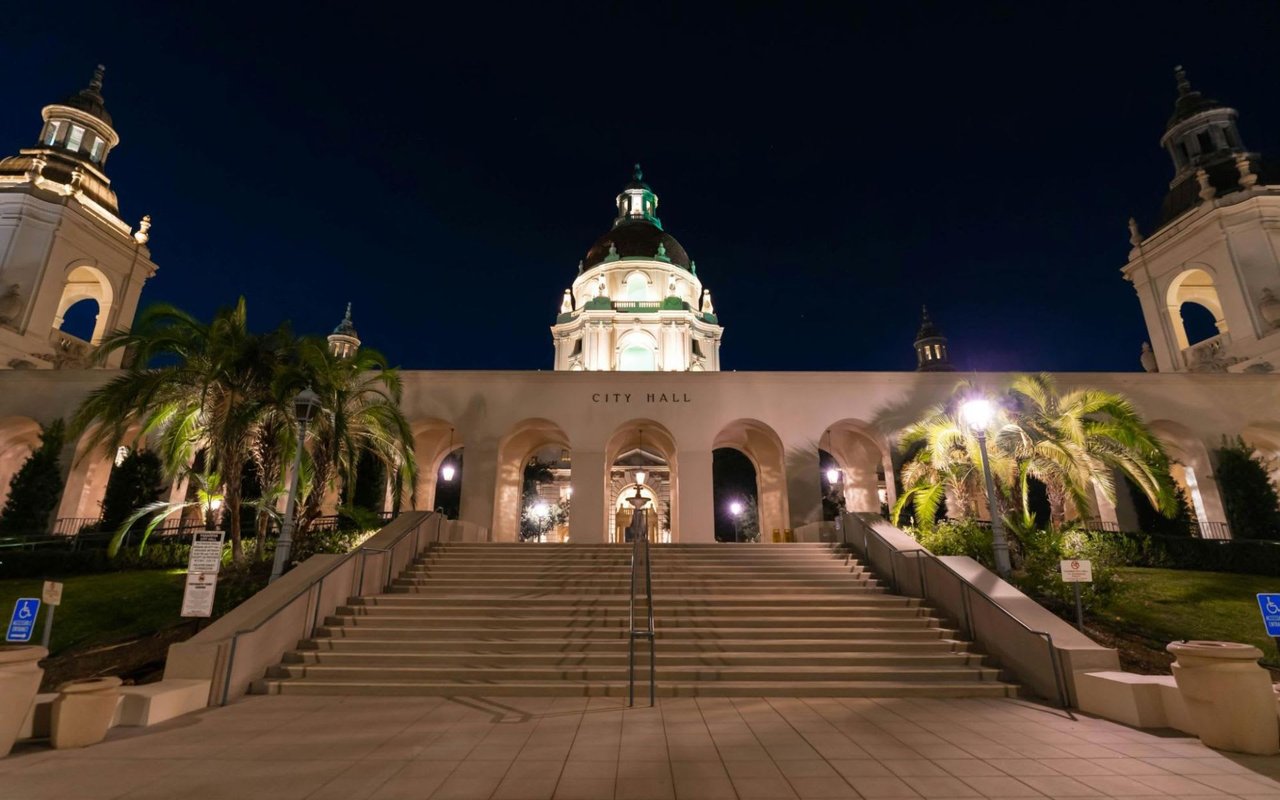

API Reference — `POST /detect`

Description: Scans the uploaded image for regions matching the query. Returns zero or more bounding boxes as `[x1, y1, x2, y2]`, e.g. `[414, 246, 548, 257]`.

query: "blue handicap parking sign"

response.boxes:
[6, 597, 40, 643]
[1259, 594, 1280, 637]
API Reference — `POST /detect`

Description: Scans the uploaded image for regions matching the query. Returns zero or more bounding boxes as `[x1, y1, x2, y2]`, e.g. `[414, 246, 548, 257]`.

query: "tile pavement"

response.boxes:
[2, 695, 1279, 799]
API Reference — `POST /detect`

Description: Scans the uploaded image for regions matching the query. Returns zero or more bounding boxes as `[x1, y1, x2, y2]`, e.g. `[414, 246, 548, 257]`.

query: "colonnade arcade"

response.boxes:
[0, 402, 1270, 544]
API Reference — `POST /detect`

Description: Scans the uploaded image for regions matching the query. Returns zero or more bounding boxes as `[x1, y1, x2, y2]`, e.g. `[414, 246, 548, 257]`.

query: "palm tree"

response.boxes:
[73, 299, 294, 561]
[1002, 373, 1176, 527]
[892, 386, 1018, 531]
[286, 338, 416, 537]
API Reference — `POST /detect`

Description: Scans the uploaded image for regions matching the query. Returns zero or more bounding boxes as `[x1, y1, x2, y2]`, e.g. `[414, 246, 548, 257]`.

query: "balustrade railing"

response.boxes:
[611, 300, 662, 312]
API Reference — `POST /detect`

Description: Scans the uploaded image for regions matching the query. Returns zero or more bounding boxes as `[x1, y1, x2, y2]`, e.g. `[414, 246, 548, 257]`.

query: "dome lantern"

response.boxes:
[38, 65, 119, 169]
[615, 163, 662, 229]
[328, 302, 361, 359]
[914, 306, 954, 372]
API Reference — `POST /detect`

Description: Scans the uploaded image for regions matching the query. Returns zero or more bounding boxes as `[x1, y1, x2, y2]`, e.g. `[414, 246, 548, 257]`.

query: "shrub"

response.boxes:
[910, 519, 995, 569]
[0, 420, 67, 535]
[99, 450, 166, 533]
[1010, 527, 1133, 611]
[1215, 437, 1280, 541]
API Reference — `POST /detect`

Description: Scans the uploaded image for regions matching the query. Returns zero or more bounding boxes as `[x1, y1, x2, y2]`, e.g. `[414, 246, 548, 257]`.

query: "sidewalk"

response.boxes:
[2, 695, 1278, 799]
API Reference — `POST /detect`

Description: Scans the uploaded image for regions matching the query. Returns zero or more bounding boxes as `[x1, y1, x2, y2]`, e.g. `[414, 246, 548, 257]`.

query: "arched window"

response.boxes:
[625, 273, 649, 301]
[1166, 267, 1226, 351]
[54, 265, 114, 344]
[620, 345, 655, 371]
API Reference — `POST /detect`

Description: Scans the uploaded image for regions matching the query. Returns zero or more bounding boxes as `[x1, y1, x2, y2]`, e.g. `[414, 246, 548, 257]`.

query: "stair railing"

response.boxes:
[839, 512, 1071, 710]
[628, 527, 655, 707]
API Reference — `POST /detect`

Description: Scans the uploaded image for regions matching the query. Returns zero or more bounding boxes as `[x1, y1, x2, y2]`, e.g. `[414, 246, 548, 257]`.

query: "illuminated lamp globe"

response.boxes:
[293, 386, 322, 425]
[729, 501, 743, 516]
[532, 502, 550, 519]
[825, 467, 840, 484]
[634, 470, 647, 486]
[960, 397, 995, 432]
[440, 462, 456, 482]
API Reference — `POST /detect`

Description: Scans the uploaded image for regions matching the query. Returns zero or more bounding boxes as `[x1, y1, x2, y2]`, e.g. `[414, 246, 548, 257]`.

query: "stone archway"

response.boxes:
[411, 419, 463, 514]
[1149, 419, 1229, 538]
[714, 418, 788, 541]
[1165, 266, 1227, 352]
[820, 419, 894, 513]
[0, 416, 43, 513]
[604, 419, 678, 541]
[54, 264, 115, 345]
[492, 419, 570, 542]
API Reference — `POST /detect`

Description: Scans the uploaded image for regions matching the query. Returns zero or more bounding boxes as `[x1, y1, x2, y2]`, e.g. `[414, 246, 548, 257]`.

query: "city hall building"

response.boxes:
[1, 67, 1279, 544]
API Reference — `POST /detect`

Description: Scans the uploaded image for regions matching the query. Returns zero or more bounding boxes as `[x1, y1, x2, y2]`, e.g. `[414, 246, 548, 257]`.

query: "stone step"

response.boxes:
[266, 663, 1003, 683]
[283, 651, 988, 668]
[337, 605, 933, 619]
[326, 613, 943, 629]
[315, 625, 959, 641]
[390, 577, 881, 588]
[300, 638, 971, 654]
[405, 564, 867, 574]
[255, 679, 1019, 698]
[256, 541, 1014, 700]
[353, 594, 918, 608]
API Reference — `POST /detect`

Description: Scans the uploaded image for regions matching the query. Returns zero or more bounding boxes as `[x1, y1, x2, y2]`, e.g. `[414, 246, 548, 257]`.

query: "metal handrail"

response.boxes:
[218, 512, 436, 705]
[841, 513, 1071, 711]
[628, 530, 655, 707]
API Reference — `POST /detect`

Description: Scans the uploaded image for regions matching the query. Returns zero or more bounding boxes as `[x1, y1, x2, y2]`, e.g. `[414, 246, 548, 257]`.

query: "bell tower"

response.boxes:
[0, 65, 158, 369]
[1122, 67, 1280, 373]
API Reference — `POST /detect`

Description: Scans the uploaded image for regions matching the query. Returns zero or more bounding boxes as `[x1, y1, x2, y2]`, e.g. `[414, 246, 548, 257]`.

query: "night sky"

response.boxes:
[5, 2, 1278, 373]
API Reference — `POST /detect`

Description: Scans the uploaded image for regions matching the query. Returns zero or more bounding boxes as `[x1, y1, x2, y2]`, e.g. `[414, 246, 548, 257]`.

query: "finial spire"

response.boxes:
[89, 64, 105, 92]
[633, 163, 643, 182]
[1174, 65, 1191, 96]
[344, 302, 352, 322]
[921, 304, 931, 322]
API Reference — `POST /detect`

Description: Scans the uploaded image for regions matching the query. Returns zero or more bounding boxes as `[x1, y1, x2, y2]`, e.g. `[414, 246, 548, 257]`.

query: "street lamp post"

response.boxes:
[960, 397, 1012, 579]
[729, 500, 743, 543]
[270, 387, 322, 583]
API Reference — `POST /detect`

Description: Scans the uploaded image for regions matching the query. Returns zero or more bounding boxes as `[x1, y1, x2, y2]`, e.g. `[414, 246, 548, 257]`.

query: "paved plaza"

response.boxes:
[2, 695, 1280, 799]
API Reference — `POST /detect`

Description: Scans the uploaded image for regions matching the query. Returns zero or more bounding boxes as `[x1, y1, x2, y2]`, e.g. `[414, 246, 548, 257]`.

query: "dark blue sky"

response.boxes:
[4, 2, 1278, 372]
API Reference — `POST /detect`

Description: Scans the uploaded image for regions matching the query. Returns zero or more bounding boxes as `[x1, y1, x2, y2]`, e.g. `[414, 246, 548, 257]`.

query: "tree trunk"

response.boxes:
[1046, 481, 1068, 529]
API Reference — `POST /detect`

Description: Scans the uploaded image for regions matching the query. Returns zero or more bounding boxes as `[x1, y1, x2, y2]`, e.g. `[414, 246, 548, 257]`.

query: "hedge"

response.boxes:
[1102, 530, 1280, 577]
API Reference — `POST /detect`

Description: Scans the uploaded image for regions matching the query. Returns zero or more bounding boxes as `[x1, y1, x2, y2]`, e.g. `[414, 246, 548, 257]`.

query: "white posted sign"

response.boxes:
[187, 531, 225, 574]
[181, 572, 218, 618]
[1060, 559, 1093, 583]
[41, 581, 63, 606]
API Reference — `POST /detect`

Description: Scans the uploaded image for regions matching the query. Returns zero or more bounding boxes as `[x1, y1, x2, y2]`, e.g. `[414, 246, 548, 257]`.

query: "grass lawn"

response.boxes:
[1100, 567, 1280, 666]
[0, 570, 187, 655]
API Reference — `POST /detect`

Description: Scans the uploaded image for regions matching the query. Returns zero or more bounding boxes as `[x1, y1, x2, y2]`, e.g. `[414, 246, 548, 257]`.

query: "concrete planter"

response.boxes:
[1168, 640, 1279, 755]
[50, 676, 122, 749]
[0, 646, 47, 757]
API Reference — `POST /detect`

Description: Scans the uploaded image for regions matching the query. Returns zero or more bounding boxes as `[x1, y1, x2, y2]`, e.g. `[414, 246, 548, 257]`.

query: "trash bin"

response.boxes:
[50, 676, 122, 749]
[0, 645, 46, 757]
[1167, 640, 1279, 755]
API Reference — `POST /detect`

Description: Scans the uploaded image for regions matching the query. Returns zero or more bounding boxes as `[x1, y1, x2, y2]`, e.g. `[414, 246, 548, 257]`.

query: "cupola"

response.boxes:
[914, 306, 954, 371]
[328, 303, 361, 359]
[38, 65, 119, 168]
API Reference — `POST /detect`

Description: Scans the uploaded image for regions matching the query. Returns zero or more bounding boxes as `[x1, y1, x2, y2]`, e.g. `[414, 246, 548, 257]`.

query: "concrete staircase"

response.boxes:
[256, 542, 1018, 698]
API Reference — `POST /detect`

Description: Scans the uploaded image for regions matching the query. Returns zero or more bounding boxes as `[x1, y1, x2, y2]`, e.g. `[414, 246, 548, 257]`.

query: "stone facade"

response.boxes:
[1123, 68, 1280, 374]
[0, 66, 157, 370]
